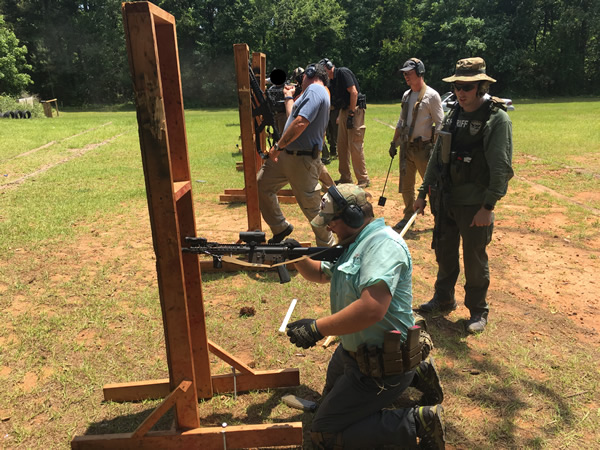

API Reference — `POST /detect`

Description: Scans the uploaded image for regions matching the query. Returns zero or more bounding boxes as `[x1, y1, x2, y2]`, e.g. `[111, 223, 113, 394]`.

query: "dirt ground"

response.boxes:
[2, 147, 599, 448]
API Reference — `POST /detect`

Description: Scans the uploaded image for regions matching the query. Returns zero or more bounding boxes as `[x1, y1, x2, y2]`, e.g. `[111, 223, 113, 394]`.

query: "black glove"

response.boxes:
[389, 141, 397, 158]
[282, 238, 301, 249]
[287, 319, 324, 349]
[346, 113, 354, 129]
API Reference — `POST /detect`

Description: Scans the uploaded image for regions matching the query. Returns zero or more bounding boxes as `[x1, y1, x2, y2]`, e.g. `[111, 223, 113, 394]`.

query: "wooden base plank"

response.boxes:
[72, 422, 302, 449]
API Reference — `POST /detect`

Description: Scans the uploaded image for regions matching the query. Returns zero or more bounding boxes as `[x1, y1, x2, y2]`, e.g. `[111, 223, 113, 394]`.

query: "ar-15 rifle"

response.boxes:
[183, 231, 344, 284]
[248, 64, 284, 159]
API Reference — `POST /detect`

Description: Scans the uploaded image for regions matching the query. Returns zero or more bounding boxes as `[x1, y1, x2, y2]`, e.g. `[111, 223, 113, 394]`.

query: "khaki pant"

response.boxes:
[257, 152, 335, 246]
[337, 108, 369, 185]
[400, 141, 432, 221]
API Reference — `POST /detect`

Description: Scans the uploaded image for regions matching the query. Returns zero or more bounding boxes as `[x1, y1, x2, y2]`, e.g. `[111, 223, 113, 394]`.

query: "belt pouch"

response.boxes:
[367, 346, 382, 378]
[383, 330, 404, 375]
[356, 344, 369, 375]
[403, 326, 423, 371]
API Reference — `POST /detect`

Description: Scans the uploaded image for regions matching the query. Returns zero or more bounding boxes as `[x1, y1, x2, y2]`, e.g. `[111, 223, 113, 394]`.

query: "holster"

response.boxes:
[357, 93, 367, 109]
[312, 143, 319, 160]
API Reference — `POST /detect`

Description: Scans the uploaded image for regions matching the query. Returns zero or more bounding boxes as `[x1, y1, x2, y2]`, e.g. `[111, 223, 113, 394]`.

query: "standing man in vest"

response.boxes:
[414, 57, 513, 334]
[320, 58, 370, 188]
[257, 63, 335, 247]
[390, 58, 444, 232]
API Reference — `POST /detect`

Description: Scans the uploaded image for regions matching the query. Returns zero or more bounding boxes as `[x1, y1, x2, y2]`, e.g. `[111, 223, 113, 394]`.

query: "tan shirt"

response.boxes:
[396, 86, 444, 142]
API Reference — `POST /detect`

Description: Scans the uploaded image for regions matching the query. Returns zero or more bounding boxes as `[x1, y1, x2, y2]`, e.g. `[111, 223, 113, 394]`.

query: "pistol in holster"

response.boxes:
[357, 93, 367, 109]
[312, 143, 320, 160]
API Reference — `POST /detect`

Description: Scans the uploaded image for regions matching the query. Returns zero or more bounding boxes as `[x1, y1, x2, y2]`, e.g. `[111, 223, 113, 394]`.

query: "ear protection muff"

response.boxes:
[327, 185, 365, 228]
[305, 64, 317, 79]
[410, 58, 425, 76]
[319, 58, 334, 70]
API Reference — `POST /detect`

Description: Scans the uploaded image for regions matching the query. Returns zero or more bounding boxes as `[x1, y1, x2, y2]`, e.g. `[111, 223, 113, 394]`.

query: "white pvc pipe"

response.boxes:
[279, 298, 298, 333]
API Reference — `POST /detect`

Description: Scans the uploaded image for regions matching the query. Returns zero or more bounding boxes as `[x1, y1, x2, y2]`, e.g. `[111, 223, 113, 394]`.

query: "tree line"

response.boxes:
[1, 0, 598, 107]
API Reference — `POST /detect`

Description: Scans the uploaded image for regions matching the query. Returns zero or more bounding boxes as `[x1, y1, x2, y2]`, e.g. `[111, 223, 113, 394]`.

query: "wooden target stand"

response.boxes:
[71, 3, 301, 448]
[218, 44, 296, 229]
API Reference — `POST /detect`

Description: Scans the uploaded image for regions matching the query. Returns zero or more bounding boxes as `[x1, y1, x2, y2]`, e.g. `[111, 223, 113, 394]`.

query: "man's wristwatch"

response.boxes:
[273, 142, 279, 151]
[483, 203, 495, 211]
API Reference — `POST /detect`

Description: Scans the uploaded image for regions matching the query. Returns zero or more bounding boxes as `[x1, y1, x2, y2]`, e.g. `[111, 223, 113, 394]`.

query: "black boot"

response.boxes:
[268, 224, 294, 244]
[465, 315, 487, 334]
[418, 296, 457, 314]
[413, 356, 444, 405]
[414, 405, 446, 449]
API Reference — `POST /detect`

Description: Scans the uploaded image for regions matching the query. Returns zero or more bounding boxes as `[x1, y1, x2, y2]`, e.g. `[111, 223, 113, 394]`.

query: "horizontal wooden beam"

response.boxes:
[220, 188, 296, 204]
[103, 368, 300, 402]
[72, 422, 302, 449]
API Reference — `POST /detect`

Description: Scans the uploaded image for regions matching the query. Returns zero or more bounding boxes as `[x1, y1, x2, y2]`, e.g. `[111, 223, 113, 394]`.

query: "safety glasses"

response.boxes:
[452, 83, 477, 92]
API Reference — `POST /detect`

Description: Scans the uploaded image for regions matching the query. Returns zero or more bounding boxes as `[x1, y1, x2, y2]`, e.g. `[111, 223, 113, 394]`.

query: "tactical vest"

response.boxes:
[445, 98, 505, 189]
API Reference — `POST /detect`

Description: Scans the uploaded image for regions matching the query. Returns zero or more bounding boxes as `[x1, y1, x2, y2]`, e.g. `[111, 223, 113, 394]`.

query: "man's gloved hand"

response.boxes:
[287, 319, 324, 349]
[346, 113, 354, 129]
[389, 141, 397, 158]
[282, 238, 301, 249]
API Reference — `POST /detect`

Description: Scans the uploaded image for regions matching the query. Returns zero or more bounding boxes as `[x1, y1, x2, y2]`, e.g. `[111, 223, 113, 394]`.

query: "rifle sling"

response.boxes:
[220, 246, 335, 268]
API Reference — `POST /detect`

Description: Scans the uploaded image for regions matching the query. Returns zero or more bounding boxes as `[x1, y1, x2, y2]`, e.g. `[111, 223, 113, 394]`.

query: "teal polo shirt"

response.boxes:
[321, 218, 415, 352]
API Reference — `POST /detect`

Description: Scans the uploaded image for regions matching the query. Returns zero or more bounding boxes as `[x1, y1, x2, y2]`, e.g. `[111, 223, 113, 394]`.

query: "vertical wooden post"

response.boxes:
[121, 1, 201, 429]
[233, 43, 262, 231]
[72, 4, 302, 448]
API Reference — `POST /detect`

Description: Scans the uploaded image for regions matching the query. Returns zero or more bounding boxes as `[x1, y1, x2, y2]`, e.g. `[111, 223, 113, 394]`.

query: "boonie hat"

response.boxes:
[311, 184, 369, 228]
[442, 57, 496, 83]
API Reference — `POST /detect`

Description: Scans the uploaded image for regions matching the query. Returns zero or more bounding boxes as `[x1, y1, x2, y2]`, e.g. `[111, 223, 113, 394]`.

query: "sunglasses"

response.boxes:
[452, 83, 477, 92]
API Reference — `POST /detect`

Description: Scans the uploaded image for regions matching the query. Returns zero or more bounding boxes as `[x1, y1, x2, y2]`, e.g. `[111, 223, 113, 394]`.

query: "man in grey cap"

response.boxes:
[414, 57, 514, 334]
[257, 63, 335, 246]
[284, 183, 446, 449]
[389, 58, 444, 232]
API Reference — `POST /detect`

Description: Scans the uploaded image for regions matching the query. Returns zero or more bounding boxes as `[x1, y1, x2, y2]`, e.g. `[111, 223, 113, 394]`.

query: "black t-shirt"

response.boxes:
[331, 67, 360, 109]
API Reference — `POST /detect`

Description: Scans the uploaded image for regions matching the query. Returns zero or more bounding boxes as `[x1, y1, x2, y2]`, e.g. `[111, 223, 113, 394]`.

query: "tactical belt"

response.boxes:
[408, 138, 430, 147]
[285, 145, 320, 159]
[346, 326, 422, 378]
[285, 149, 313, 156]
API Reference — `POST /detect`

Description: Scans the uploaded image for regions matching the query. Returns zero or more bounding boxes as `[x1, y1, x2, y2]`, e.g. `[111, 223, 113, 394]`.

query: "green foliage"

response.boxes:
[0, 94, 42, 117]
[0, 14, 32, 96]
[1, 0, 599, 105]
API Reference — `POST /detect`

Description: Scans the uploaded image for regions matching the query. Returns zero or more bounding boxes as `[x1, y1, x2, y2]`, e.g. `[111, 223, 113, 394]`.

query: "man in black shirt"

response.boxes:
[320, 58, 370, 188]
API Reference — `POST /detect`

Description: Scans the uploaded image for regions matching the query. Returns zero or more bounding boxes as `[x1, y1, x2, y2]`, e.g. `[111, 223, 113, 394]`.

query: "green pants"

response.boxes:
[433, 204, 493, 317]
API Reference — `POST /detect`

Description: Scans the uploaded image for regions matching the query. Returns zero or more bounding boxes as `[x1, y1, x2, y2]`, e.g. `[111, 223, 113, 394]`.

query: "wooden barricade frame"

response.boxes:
[218, 44, 296, 227]
[71, 3, 301, 448]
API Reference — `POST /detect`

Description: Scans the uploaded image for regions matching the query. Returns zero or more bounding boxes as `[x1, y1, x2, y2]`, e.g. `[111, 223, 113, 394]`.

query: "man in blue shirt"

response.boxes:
[286, 184, 446, 449]
[257, 63, 335, 247]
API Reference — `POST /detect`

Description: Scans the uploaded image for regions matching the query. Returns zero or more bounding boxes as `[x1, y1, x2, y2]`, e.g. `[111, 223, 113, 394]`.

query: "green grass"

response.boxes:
[1, 99, 599, 448]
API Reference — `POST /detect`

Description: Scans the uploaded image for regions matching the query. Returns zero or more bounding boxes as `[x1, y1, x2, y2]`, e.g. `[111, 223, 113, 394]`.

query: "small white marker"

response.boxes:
[279, 298, 298, 333]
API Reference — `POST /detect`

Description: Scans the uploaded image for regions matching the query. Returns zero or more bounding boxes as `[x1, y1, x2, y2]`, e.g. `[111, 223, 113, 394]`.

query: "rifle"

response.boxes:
[430, 104, 458, 250]
[183, 231, 344, 284]
[248, 63, 283, 159]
